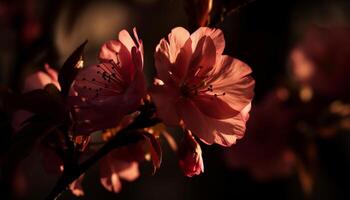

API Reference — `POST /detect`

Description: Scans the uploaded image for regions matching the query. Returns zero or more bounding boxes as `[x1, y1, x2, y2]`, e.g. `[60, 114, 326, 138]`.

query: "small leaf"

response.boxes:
[59, 40, 87, 97]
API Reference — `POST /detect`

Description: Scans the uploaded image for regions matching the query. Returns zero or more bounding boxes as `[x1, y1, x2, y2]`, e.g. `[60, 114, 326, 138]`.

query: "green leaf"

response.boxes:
[59, 40, 87, 97]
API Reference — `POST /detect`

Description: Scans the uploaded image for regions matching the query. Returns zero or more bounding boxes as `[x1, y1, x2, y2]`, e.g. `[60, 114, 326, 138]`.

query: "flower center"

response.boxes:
[180, 82, 226, 98]
[80, 60, 125, 99]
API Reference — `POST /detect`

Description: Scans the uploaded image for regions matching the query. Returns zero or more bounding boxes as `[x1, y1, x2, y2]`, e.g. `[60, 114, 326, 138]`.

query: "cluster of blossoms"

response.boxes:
[8, 26, 254, 197]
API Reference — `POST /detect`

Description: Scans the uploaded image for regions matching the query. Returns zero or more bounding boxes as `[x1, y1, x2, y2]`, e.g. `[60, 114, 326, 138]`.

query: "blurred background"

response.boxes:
[0, 0, 350, 199]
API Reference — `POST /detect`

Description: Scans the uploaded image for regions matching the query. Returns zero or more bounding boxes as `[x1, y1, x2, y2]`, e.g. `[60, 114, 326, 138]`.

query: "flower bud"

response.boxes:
[178, 129, 204, 177]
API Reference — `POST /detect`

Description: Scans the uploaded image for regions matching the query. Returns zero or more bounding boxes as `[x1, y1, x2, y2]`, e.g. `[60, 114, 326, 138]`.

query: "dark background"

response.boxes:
[0, 0, 349, 199]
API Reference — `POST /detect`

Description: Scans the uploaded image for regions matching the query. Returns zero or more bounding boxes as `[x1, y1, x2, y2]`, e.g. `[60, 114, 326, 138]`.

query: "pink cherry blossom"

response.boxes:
[71, 28, 146, 134]
[178, 129, 204, 177]
[150, 27, 255, 146]
[291, 26, 350, 99]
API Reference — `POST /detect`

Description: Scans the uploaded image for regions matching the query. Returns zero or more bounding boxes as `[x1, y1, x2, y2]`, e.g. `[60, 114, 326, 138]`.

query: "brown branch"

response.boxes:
[208, 0, 256, 28]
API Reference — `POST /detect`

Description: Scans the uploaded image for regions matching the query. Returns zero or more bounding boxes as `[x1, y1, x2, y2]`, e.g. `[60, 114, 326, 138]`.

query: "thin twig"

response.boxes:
[209, 0, 256, 27]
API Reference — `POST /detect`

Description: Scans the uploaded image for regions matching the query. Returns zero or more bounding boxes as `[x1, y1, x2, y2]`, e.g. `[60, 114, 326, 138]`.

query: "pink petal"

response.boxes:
[44, 64, 59, 83]
[100, 155, 125, 193]
[241, 103, 252, 121]
[132, 27, 144, 66]
[23, 68, 60, 92]
[155, 28, 192, 84]
[118, 162, 140, 181]
[191, 27, 225, 54]
[98, 41, 134, 83]
[168, 27, 191, 61]
[100, 150, 141, 193]
[154, 39, 174, 83]
[178, 130, 204, 177]
[191, 94, 239, 119]
[149, 84, 180, 126]
[99, 40, 123, 63]
[206, 55, 255, 112]
[186, 36, 216, 84]
[71, 74, 144, 134]
[123, 69, 146, 103]
[118, 29, 136, 53]
[172, 38, 192, 82]
[71, 61, 145, 134]
[131, 46, 143, 71]
[100, 173, 122, 193]
[69, 175, 85, 197]
[177, 98, 246, 146]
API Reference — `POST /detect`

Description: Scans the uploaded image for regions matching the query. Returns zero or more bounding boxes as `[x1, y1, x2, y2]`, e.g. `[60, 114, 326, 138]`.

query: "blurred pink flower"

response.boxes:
[291, 26, 350, 99]
[290, 48, 315, 83]
[224, 88, 296, 180]
[23, 64, 60, 92]
[71, 28, 146, 134]
[150, 27, 255, 146]
[178, 129, 204, 177]
[99, 141, 146, 193]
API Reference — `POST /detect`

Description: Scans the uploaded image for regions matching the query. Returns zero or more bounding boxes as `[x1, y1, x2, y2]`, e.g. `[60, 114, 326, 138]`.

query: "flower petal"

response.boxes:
[186, 36, 216, 84]
[69, 175, 85, 197]
[100, 150, 141, 193]
[149, 84, 180, 126]
[172, 38, 192, 82]
[98, 41, 134, 83]
[191, 27, 225, 54]
[23, 66, 60, 92]
[206, 55, 255, 112]
[177, 98, 246, 146]
[191, 94, 239, 119]
[118, 29, 136, 53]
[154, 39, 174, 83]
[99, 40, 122, 63]
[118, 162, 140, 181]
[178, 129, 204, 177]
[168, 27, 191, 60]
[71, 60, 145, 134]
[100, 173, 122, 193]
